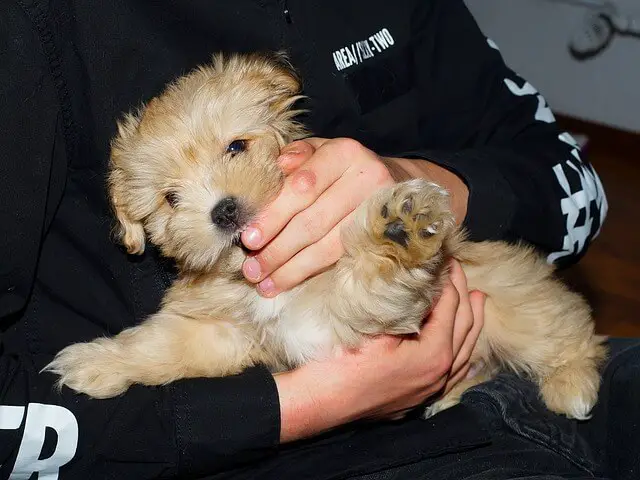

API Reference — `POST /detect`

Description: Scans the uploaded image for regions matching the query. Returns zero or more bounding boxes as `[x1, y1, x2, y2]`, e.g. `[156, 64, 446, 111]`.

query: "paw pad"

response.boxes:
[374, 180, 453, 253]
[384, 220, 409, 247]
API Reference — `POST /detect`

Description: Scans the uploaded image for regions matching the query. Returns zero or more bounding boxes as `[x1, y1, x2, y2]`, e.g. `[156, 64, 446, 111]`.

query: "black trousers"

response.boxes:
[215, 338, 640, 480]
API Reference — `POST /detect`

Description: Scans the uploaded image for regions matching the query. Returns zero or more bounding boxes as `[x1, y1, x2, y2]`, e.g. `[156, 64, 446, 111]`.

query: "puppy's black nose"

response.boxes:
[211, 196, 239, 229]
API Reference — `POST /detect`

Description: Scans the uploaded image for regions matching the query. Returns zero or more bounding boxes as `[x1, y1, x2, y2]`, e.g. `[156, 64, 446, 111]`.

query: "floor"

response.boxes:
[556, 116, 640, 337]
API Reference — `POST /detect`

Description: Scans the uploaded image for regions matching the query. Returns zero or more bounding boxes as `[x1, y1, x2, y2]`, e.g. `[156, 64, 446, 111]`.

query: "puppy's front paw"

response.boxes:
[370, 179, 455, 268]
[43, 340, 132, 399]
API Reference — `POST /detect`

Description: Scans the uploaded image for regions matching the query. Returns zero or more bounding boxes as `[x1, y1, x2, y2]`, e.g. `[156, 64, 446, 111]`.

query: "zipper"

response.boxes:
[283, 0, 292, 24]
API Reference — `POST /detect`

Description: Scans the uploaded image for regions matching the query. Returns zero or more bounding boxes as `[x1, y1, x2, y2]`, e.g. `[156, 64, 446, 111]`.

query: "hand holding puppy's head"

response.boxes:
[108, 52, 306, 271]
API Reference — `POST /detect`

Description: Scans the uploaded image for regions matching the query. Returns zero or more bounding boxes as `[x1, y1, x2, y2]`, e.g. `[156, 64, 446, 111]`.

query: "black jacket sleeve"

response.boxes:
[405, 0, 607, 268]
[0, 2, 279, 478]
[0, 353, 279, 478]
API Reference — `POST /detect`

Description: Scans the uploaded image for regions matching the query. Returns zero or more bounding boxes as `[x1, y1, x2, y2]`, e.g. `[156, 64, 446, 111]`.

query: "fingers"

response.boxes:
[442, 362, 472, 396]
[243, 137, 390, 253]
[277, 140, 316, 174]
[244, 172, 363, 288]
[240, 140, 328, 251]
[448, 259, 473, 359]
[241, 151, 345, 251]
[243, 137, 394, 293]
[254, 216, 348, 296]
[413, 260, 485, 393]
[419, 264, 459, 351]
[415, 273, 459, 380]
[450, 290, 486, 376]
[468, 290, 486, 336]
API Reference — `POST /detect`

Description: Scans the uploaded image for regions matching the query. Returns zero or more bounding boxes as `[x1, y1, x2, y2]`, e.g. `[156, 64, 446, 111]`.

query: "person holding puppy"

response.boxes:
[1, 0, 638, 479]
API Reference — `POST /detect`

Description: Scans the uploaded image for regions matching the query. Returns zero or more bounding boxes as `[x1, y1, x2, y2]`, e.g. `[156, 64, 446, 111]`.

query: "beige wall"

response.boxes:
[466, 0, 640, 133]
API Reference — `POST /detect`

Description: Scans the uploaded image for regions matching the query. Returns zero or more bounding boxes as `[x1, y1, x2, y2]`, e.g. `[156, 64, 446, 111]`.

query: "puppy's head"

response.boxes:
[108, 52, 306, 271]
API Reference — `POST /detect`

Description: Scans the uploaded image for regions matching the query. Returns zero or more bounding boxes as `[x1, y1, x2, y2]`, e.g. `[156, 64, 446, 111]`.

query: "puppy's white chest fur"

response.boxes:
[250, 289, 337, 367]
[251, 292, 291, 323]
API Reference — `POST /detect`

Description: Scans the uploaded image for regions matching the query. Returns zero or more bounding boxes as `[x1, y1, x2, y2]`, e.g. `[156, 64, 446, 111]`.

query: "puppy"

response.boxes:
[45, 52, 607, 420]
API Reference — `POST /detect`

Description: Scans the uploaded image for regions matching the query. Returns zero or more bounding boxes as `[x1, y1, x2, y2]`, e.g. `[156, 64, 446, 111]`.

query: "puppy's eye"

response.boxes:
[164, 191, 179, 208]
[226, 139, 247, 156]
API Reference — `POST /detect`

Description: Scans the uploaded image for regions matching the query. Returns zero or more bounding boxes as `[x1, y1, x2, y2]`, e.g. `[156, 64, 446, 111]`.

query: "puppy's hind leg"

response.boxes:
[43, 312, 257, 398]
[538, 334, 608, 420]
[467, 250, 610, 420]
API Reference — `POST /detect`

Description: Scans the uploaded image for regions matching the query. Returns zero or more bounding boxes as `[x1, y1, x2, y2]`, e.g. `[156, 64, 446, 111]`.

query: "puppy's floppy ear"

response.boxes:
[108, 112, 147, 255]
[109, 168, 146, 255]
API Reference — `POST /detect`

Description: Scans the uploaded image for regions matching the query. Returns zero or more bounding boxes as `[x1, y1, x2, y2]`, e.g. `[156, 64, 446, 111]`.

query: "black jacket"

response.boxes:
[0, 0, 607, 478]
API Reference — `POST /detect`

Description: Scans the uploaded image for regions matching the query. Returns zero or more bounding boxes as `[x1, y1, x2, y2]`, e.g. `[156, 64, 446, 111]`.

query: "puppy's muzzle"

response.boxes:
[211, 196, 240, 230]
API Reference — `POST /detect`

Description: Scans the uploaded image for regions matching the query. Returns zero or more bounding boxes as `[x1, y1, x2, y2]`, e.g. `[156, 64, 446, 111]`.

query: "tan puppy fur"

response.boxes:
[44, 52, 607, 420]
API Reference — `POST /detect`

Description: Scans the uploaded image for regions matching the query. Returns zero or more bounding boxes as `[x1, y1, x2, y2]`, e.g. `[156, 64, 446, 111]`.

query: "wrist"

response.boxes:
[274, 366, 351, 443]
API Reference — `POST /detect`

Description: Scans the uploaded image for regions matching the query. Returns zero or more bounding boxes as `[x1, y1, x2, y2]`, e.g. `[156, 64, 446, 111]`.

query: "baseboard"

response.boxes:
[555, 114, 640, 158]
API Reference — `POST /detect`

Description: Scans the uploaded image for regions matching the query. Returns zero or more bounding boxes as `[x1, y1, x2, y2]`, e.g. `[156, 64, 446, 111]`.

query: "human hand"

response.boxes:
[241, 137, 469, 297]
[275, 259, 486, 442]
[241, 137, 395, 297]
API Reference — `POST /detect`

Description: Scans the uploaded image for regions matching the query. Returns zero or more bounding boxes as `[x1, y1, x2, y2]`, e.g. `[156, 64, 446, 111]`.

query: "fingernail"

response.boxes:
[277, 152, 300, 171]
[243, 257, 262, 281]
[258, 278, 277, 297]
[472, 290, 487, 304]
[243, 227, 262, 248]
[280, 148, 301, 157]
